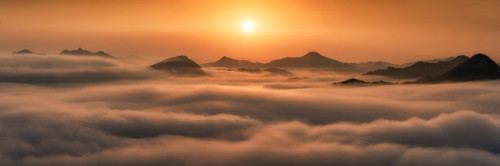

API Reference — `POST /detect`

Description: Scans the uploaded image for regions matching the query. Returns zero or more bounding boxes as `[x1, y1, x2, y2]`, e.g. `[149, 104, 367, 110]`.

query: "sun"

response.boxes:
[242, 20, 255, 32]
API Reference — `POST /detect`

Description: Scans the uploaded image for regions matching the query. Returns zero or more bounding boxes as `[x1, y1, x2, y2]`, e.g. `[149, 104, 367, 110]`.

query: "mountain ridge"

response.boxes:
[416, 53, 500, 83]
[364, 55, 469, 78]
[12, 49, 45, 55]
[60, 48, 114, 58]
[204, 51, 396, 73]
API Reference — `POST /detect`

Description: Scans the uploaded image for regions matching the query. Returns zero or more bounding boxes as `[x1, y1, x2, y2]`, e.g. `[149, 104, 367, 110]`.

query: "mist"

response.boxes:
[1, 53, 500, 165]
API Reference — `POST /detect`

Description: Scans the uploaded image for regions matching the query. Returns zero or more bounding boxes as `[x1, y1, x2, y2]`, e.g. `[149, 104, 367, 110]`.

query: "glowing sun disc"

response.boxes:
[242, 20, 254, 32]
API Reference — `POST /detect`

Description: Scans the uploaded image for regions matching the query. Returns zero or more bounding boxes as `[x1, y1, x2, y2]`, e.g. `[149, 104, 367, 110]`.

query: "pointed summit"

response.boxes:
[336, 78, 368, 85]
[300, 51, 338, 62]
[264, 51, 342, 68]
[216, 56, 239, 63]
[302, 51, 324, 58]
[416, 53, 500, 83]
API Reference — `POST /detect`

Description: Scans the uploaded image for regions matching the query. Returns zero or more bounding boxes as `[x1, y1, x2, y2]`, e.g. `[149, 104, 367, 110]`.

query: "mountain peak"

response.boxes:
[364, 55, 470, 79]
[339, 78, 368, 84]
[20, 49, 32, 53]
[160, 55, 193, 64]
[217, 56, 237, 62]
[462, 53, 498, 68]
[150, 55, 207, 76]
[470, 53, 490, 60]
[264, 51, 342, 68]
[12, 49, 45, 55]
[12, 49, 33, 54]
[302, 51, 324, 58]
[60, 48, 113, 58]
[416, 53, 500, 83]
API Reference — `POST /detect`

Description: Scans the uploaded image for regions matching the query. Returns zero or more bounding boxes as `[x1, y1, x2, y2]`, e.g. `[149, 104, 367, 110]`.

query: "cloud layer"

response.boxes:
[1, 54, 500, 165]
[0, 54, 156, 84]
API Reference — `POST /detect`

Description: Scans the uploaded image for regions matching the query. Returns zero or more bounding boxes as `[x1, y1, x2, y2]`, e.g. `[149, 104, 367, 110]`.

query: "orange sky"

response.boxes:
[1, 0, 500, 63]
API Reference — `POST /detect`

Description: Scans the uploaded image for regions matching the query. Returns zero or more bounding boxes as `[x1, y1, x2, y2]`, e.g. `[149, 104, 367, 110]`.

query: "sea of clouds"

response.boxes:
[0, 54, 500, 166]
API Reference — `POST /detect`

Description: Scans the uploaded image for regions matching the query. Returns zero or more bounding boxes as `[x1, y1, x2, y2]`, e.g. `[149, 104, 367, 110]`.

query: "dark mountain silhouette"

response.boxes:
[203, 56, 263, 68]
[236, 68, 263, 74]
[352, 61, 396, 70]
[203, 52, 394, 73]
[263, 51, 395, 73]
[150, 55, 207, 76]
[401, 56, 457, 67]
[12, 49, 33, 54]
[364, 55, 469, 78]
[234, 67, 293, 76]
[60, 48, 113, 58]
[325, 61, 396, 73]
[12, 49, 45, 55]
[416, 53, 500, 83]
[371, 80, 394, 85]
[336, 78, 368, 84]
[334, 78, 393, 86]
[264, 51, 343, 68]
[264, 68, 294, 76]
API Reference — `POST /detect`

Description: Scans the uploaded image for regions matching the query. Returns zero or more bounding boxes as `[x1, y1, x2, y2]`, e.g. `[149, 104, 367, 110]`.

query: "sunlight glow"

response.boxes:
[242, 20, 255, 32]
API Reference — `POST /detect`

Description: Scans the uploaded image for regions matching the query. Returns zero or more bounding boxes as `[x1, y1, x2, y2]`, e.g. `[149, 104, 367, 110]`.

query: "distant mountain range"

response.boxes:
[364, 55, 469, 78]
[8, 47, 500, 83]
[198, 52, 500, 83]
[339, 53, 500, 85]
[149, 55, 294, 77]
[203, 51, 396, 73]
[325, 61, 396, 74]
[416, 53, 500, 83]
[12, 49, 45, 55]
[150, 55, 207, 77]
[60, 48, 113, 58]
[400, 56, 459, 67]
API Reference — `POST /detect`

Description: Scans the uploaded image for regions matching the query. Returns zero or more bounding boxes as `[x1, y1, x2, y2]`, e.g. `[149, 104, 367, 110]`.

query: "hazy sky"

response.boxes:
[1, 0, 500, 63]
[2, 2, 500, 164]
